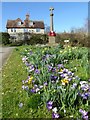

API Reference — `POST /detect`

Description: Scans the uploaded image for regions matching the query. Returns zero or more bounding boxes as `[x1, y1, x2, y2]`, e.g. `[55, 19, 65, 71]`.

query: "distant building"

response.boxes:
[6, 14, 45, 40]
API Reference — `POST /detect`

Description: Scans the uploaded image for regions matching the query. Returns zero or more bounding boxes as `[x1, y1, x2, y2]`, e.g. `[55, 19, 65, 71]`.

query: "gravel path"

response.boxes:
[0, 47, 15, 70]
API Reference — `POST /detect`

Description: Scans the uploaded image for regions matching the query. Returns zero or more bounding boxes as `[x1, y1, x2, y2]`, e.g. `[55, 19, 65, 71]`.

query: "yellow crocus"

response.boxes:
[44, 48, 47, 50]
[60, 69, 63, 72]
[28, 76, 33, 84]
[61, 79, 69, 85]
[60, 51, 63, 53]
[42, 50, 44, 53]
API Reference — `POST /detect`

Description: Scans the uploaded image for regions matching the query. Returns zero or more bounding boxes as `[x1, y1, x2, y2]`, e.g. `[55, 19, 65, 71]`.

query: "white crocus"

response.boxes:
[52, 107, 58, 113]
[36, 88, 40, 93]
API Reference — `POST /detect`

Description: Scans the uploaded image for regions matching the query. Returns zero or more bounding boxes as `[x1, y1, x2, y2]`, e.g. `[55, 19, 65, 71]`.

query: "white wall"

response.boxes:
[8, 28, 24, 33]
[7, 28, 44, 34]
[28, 28, 44, 34]
[37, 29, 45, 34]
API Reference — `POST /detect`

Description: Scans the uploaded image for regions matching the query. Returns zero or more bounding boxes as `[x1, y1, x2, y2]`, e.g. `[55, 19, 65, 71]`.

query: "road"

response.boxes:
[0, 47, 15, 70]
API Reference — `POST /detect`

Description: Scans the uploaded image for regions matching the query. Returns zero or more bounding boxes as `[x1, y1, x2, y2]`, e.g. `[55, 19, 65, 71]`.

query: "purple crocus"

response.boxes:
[29, 50, 33, 55]
[81, 93, 90, 99]
[25, 79, 29, 83]
[60, 73, 67, 78]
[47, 65, 53, 71]
[68, 77, 72, 81]
[47, 101, 53, 110]
[44, 82, 48, 86]
[46, 54, 50, 59]
[22, 80, 25, 84]
[80, 81, 88, 85]
[24, 86, 29, 91]
[22, 85, 29, 91]
[34, 69, 40, 74]
[81, 84, 89, 91]
[34, 84, 38, 88]
[42, 55, 46, 61]
[28, 65, 34, 72]
[52, 67, 56, 72]
[32, 80, 35, 83]
[24, 76, 30, 83]
[67, 71, 72, 76]
[25, 62, 30, 67]
[31, 89, 36, 93]
[79, 109, 88, 120]
[79, 109, 88, 116]
[57, 64, 64, 69]
[81, 84, 89, 90]
[72, 83, 77, 89]
[51, 75, 58, 81]
[83, 115, 88, 120]
[47, 101, 53, 105]
[63, 68, 69, 73]
[52, 112, 60, 118]
[81, 94, 87, 99]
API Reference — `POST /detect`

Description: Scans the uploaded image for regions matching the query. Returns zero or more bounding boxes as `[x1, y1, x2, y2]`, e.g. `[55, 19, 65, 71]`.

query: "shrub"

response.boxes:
[10, 40, 24, 46]
[0, 32, 10, 45]
[27, 34, 48, 45]
[10, 33, 49, 46]
[0, 33, 2, 44]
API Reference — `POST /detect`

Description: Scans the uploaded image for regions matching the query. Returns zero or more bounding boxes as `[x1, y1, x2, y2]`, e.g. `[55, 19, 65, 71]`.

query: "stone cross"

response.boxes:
[49, 7, 54, 31]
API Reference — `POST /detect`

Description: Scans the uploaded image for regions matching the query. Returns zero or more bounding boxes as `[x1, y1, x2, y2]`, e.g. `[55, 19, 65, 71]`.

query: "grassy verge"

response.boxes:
[2, 46, 51, 118]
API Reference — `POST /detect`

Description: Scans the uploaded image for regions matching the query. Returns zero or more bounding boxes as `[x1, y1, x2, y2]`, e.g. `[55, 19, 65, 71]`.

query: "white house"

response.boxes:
[6, 14, 45, 40]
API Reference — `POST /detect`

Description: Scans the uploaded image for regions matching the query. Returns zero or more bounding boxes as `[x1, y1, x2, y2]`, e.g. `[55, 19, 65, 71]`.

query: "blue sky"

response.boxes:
[1, 2, 88, 32]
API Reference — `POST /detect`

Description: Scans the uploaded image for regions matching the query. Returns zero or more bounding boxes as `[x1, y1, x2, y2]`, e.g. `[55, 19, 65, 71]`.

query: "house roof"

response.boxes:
[6, 18, 45, 29]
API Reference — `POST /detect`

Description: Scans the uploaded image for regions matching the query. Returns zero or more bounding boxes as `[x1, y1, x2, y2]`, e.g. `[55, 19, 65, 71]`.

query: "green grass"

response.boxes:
[64, 59, 88, 80]
[2, 45, 89, 118]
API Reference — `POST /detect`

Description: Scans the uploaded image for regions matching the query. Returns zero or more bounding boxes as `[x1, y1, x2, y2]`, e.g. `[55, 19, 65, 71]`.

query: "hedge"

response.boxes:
[0, 32, 10, 45]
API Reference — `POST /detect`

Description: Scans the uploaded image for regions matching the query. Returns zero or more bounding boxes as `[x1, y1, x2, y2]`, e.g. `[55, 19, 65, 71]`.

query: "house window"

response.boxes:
[10, 36, 16, 40]
[32, 30, 34, 33]
[24, 28, 28, 32]
[29, 22, 33, 26]
[36, 28, 40, 32]
[14, 29, 16, 32]
[29, 30, 31, 33]
[11, 29, 13, 32]
[17, 21, 21, 26]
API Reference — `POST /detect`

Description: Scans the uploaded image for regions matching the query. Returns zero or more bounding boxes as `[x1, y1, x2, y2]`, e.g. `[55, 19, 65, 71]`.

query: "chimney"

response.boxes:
[26, 13, 30, 20]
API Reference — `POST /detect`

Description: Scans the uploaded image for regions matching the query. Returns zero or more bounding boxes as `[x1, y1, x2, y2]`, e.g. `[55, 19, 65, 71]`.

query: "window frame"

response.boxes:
[11, 29, 13, 32]
[24, 28, 28, 32]
[36, 28, 40, 32]
[29, 22, 33, 26]
[17, 21, 21, 26]
[14, 28, 16, 32]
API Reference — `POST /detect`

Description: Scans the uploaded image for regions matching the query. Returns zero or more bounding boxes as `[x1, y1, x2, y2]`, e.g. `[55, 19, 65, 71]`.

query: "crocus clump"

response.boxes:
[47, 101, 53, 110]
[21, 46, 89, 119]
[79, 109, 88, 120]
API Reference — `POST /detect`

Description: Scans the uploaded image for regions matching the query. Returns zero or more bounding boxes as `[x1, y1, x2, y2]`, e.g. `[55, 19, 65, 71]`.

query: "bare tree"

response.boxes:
[45, 24, 50, 33]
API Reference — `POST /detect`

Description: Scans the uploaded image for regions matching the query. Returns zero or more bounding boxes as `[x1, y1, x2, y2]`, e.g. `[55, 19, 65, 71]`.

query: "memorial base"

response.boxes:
[49, 36, 56, 44]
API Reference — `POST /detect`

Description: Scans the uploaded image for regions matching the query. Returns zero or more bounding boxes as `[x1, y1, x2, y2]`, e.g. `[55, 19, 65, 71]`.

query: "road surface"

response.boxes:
[0, 47, 15, 70]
